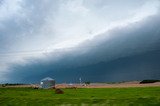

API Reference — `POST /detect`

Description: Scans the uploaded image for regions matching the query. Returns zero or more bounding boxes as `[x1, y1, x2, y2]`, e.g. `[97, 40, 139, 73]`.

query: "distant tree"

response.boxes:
[85, 81, 90, 85]
[140, 79, 160, 84]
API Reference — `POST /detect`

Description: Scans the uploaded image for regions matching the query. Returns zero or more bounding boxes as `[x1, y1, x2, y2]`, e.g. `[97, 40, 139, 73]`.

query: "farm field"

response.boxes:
[0, 87, 160, 106]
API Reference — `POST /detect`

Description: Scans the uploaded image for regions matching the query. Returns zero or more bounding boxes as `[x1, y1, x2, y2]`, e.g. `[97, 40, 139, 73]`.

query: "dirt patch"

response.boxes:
[55, 82, 160, 88]
[1, 82, 160, 88]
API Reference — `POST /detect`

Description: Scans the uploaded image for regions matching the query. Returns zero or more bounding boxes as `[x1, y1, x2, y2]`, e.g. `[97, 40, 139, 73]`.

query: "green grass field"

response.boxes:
[0, 87, 160, 106]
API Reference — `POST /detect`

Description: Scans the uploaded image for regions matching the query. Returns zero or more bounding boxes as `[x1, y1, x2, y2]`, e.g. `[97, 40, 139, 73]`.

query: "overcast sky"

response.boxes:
[0, 0, 160, 83]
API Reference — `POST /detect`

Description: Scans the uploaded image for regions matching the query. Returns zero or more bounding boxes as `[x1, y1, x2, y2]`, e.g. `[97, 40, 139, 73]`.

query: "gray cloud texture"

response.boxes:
[0, 0, 160, 83]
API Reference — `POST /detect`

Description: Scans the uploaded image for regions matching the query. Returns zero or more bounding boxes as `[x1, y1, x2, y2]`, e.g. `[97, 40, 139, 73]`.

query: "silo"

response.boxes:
[40, 77, 55, 89]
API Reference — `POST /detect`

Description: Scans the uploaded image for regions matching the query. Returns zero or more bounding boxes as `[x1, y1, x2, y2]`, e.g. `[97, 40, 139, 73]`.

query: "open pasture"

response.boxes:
[0, 87, 160, 105]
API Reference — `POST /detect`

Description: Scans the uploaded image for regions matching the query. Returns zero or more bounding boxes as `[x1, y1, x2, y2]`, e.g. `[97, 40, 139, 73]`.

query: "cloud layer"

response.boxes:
[0, 0, 160, 83]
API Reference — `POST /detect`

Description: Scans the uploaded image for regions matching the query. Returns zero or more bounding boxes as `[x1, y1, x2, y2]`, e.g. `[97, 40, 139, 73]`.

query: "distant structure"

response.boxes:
[79, 77, 82, 84]
[40, 77, 55, 89]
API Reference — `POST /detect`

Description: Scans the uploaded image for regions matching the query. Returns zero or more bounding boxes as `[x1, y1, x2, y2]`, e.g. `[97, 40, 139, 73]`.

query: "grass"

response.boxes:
[0, 87, 160, 106]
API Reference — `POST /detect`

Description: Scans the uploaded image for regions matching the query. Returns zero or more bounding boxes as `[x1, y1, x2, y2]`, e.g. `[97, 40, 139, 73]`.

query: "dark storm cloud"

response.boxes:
[1, 0, 160, 83]
[7, 11, 160, 83]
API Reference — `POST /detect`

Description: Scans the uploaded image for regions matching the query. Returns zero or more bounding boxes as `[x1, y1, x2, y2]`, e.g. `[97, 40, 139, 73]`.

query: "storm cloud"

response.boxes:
[0, 0, 160, 83]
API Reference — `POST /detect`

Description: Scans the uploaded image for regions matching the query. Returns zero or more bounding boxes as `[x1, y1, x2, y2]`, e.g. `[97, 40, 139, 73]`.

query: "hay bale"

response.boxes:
[33, 87, 39, 89]
[2, 84, 6, 87]
[55, 89, 64, 94]
[52, 86, 56, 89]
[66, 86, 77, 89]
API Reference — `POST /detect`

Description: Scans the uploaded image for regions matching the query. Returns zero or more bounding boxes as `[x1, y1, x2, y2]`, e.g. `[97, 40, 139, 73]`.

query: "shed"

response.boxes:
[40, 77, 55, 89]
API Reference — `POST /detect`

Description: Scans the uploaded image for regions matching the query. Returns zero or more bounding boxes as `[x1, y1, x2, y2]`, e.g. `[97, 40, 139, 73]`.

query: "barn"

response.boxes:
[40, 77, 55, 89]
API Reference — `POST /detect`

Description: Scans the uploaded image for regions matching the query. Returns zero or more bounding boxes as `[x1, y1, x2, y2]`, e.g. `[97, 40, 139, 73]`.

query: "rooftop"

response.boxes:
[41, 77, 54, 81]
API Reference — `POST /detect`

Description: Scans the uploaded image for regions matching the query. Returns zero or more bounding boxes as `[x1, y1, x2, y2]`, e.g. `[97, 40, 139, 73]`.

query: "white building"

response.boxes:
[40, 77, 55, 89]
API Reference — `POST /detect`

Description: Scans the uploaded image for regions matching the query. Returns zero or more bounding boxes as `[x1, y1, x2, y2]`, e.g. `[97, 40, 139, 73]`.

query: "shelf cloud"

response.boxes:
[0, 0, 160, 83]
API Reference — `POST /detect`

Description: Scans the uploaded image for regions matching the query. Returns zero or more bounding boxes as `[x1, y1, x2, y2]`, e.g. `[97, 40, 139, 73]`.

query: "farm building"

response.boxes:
[40, 77, 55, 89]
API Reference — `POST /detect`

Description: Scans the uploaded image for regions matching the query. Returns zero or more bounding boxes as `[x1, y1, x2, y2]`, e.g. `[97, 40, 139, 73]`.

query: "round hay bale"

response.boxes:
[55, 89, 64, 94]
